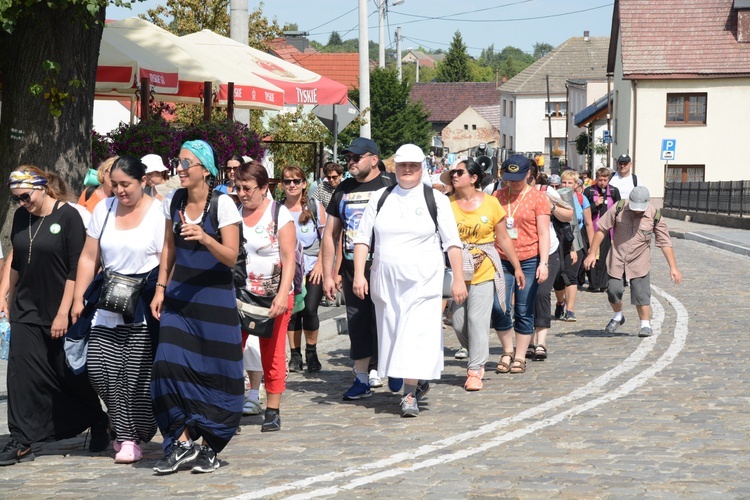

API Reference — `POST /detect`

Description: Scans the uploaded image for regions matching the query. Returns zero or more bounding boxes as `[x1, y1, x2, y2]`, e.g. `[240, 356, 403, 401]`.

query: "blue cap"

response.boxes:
[342, 137, 379, 156]
[502, 154, 531, 181]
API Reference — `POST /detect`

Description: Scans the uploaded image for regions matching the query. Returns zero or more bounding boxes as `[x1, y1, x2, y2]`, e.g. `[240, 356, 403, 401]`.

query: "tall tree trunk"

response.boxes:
[0, 4, 104, 250]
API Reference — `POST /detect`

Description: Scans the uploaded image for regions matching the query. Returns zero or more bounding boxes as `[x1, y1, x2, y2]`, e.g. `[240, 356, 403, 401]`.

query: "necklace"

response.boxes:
[28, 202, 51, 264]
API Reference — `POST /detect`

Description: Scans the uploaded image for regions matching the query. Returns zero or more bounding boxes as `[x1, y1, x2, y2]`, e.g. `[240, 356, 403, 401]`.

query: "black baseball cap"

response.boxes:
[342, 137, 379, 156]
[617, 154, 631, 164]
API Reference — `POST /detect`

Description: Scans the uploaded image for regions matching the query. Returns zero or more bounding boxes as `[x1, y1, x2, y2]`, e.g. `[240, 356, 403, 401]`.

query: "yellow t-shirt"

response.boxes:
[450, 193, 507, 284]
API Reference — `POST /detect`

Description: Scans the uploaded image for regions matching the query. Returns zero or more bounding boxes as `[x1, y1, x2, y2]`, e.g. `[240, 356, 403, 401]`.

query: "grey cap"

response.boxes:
[628, 185, 650, 211]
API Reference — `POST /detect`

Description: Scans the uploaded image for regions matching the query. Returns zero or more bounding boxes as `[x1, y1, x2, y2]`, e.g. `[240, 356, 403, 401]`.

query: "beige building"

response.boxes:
[442, 106, 501, 156]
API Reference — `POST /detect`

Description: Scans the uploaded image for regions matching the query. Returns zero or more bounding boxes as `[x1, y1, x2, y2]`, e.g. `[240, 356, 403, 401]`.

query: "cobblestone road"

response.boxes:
[1, 236, 748, 498]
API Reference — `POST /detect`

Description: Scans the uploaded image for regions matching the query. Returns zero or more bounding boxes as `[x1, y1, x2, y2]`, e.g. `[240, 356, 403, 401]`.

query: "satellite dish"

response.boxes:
[475, 155, 493, 174]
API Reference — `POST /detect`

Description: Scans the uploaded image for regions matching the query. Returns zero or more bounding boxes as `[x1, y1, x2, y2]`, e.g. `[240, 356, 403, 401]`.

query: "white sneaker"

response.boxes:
[368, 369, 383, 388]
[242, 397, 262, 416]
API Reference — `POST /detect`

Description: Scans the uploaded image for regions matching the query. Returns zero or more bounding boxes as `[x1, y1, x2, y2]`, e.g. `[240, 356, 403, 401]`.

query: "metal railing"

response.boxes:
[664, 181, 750, 216]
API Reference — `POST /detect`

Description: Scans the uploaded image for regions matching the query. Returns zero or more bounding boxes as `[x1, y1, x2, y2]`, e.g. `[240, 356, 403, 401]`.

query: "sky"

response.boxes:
[106, 0, 615, 57]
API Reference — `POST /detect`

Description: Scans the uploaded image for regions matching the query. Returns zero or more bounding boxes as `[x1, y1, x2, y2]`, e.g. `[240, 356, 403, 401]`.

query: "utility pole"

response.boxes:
[379, 0, 386, 68]
[416, 58, 419, 83]
[396, 27, 402, 82]
[229, 0, 249, 124]
[359, 0, 371, 138]
[546, 74, 553, 172]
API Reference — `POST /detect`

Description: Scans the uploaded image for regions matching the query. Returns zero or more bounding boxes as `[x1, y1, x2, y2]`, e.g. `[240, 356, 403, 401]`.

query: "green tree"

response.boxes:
[435, 31, 471, 82]
[327, 31, 342, 46]
[533, 42, 554, 59]
[401, 63, 437, 85]
[0, 0, 115, 230]
[348, 68, 431, 158]
[265, 106, 332, 176]
[144, 0, 282, 49]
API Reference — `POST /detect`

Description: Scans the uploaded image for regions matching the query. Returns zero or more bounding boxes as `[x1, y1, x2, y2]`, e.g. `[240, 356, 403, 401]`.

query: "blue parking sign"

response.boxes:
[661, 139, 676, 161]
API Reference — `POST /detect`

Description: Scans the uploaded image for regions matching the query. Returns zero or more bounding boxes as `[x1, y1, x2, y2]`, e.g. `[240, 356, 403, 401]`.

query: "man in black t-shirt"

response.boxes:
[322, 137, 398, 401]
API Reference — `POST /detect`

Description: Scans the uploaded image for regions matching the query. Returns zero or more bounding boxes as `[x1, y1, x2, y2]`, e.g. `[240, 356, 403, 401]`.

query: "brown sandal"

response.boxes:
[495, 352, 514, 374]
[510, 358, 527, 374]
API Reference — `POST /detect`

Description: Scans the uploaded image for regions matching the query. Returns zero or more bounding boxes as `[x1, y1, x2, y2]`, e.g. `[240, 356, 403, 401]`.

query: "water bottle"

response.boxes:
[0, 312, 10, 360]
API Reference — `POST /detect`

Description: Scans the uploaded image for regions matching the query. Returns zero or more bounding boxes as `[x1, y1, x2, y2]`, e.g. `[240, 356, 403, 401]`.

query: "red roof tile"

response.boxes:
[291, 52, 360, 90]
[409, 82, 499, 124]
[615, 0, 750, 77]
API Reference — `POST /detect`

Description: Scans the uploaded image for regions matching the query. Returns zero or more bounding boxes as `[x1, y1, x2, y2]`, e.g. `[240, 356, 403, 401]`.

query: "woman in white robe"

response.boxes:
[352, 144, 467, 418]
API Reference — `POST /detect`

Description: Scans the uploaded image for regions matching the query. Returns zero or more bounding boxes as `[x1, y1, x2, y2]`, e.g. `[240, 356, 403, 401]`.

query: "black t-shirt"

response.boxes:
[327, 174, 393, 277]
[584, 184, 622, 219]
[10, 201, 85, 326]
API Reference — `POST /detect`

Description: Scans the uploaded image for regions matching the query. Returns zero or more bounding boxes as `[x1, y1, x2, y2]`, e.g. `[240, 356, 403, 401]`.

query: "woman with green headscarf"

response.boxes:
[150, 140, 244, 475]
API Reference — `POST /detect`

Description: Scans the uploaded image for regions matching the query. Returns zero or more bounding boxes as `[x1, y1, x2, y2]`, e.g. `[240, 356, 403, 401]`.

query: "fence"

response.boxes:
[664, 181, 750, 216]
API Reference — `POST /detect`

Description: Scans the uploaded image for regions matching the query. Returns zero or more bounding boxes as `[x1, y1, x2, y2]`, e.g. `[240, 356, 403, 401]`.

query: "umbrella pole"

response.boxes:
[204, 81, 212, 122]
[140, 77, 149, 122]
[227, 82, 235, 121]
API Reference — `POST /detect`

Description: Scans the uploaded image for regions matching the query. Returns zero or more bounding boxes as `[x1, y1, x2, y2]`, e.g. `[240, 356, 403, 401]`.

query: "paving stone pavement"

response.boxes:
[0, 225, 749, 497]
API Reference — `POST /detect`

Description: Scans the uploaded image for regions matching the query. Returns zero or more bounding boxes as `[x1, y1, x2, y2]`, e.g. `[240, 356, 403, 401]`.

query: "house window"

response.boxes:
[666, 93, 707, 124]
[472, 124, 477, 130]
[666, 165, 705, 182]
[544, 137, 567, 154]
[502, 99, 507, 117]
[502, 134, 507, 148]
[546, 102, 566, 118]
[509, 101, 513, 118]
[464, 124, 468, 130]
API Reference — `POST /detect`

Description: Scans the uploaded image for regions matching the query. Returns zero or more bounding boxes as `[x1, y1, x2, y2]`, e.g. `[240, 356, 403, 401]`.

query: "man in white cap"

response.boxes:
[583, 186, 682, 337]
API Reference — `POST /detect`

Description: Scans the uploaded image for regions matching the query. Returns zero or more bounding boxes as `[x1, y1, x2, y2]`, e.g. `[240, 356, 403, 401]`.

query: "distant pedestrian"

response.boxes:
[609, 154, 638, 200]
[584, 186, 682, 337]
[583, 167, 621, 292]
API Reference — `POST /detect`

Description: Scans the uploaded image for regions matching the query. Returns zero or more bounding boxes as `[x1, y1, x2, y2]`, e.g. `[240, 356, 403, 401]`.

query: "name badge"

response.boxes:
[508, 228, 519, 239]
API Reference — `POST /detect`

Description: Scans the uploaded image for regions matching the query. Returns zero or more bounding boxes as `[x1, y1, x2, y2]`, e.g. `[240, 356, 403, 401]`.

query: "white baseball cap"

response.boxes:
[393, 144, 425, 164]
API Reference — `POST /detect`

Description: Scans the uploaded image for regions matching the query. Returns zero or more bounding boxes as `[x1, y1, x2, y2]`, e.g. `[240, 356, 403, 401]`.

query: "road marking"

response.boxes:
[233, 288, 684, 499]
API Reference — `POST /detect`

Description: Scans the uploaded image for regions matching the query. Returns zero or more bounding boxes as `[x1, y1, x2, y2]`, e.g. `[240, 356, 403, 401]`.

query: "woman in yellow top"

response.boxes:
[441, 159, 525, 391]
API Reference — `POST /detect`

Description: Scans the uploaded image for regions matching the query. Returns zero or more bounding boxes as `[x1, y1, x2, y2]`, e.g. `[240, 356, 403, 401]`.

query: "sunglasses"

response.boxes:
[326, 174, 340, 180]
[282, 178, 304, 186]
[346, 153, 371, 163]
[236, 184, 260, 195]
[449, 169, 467, 178]
[10, 191, 34, 204]
[173, 158, 203, 171]
[225, 166, 239, 171]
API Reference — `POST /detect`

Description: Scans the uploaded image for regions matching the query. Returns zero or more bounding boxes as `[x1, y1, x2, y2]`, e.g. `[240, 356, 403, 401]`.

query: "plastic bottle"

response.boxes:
[0, 312, 10, 360]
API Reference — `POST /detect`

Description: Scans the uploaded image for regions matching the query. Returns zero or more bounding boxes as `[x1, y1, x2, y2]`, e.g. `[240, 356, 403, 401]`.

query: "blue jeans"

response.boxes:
[491, 256, 540, 335]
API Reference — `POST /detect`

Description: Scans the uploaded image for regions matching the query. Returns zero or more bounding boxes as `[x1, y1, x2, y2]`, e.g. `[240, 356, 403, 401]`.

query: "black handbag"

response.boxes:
[94, 201, 147, 318]
[236, 288, 275, 338]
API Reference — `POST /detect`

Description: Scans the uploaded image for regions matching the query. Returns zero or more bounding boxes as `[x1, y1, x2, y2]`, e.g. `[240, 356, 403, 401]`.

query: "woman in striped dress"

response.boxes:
[72, 156, 163, 464]
[150, 140, 244, 475]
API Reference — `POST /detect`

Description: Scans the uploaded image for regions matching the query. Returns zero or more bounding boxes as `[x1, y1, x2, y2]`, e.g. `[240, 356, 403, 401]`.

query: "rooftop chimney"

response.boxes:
[736, 0, 750, 42]
[584, 31, 590, 42]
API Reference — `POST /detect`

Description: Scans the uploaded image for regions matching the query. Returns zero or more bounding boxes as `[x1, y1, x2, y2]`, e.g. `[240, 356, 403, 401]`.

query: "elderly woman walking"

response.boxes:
[353, 144, 467, 417]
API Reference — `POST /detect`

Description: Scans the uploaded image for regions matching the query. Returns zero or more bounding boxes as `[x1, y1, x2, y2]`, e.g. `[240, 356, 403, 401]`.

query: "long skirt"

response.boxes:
[88, 323, 157, 444]
[589, 233, 613, 290]
[7, 322, 106, 445]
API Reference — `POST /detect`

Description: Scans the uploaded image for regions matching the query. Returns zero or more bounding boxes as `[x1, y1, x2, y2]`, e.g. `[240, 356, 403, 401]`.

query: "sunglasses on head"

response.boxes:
[9, 191, 34, 204]
[282, 178, 304, 186]
[449, 169, 467, 178]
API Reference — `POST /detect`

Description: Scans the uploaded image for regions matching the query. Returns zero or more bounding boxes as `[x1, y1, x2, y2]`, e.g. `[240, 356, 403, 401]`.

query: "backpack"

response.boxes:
[375, 183, 439, 233]
[614, 199, 661, 230]
[271, 201, 305, 296]
[170, 189, 248, 289]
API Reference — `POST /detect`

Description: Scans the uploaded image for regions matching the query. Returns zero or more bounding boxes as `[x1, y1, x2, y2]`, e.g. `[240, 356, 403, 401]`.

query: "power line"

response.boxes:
[395, 0, 534, 21]
[306, 6, 358, 33]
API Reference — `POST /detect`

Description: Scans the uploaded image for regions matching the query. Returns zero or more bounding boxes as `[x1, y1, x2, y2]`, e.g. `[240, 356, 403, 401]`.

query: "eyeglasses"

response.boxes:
[236, 184, 260, 195]
[225, 166, 239, 171]
[325, 174, 340, 181]
[346, 153, 372, 163]
[10, 191, 34, 204]
[176, 158, 203, 170]
[449, 169, 467, 178]
[282, 178, 304, 186]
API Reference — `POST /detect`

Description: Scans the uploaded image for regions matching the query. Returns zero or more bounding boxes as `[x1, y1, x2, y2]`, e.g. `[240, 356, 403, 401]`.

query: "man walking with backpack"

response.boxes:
[609, 154, 638, 200]
[583, 186, 682, 337]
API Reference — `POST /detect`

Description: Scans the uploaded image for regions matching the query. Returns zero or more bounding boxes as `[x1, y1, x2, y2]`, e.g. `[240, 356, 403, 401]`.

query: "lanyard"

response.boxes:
[506, 185, 530, 220]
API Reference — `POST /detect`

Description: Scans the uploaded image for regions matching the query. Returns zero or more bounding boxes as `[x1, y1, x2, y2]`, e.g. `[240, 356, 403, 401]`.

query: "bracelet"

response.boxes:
[540, 262, 549, 267]
[156, 283, 168, 289]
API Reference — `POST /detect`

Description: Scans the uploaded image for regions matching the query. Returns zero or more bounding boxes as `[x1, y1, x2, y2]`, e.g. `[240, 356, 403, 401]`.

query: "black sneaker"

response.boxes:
[191, 445, 220, 473]
[0, 440, 35, 466]
[554, 303, 565, 320]
[153, 441, 199, 474]
[305, 348, 322, 373]
[261, 409, 281, 433]
[89, 420, 111, 452]
[415, 380, 430, 401]
[288, 351, 303, 372]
